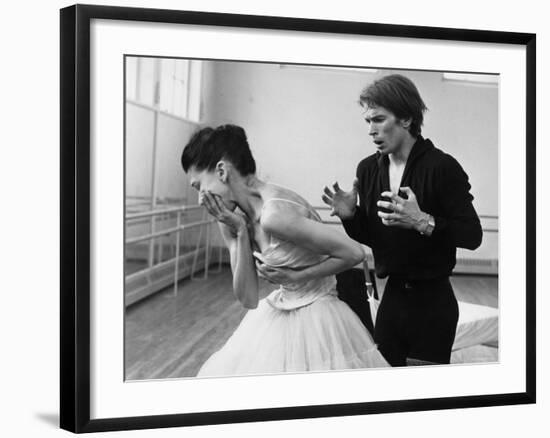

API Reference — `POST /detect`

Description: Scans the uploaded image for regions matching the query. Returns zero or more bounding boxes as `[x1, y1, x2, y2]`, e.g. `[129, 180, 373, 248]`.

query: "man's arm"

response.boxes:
[431, 154, 483, 250]
[341, 203, 372, 247]
[376, 155, 482, 251]
[340, 167, 372, 247]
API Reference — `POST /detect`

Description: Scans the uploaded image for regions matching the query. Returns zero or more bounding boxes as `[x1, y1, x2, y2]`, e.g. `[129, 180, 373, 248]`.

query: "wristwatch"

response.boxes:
[420, 214, 435, 236]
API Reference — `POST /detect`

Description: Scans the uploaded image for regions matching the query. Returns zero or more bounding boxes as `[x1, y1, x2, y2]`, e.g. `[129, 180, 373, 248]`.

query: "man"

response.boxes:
[322, 74, 482, 366]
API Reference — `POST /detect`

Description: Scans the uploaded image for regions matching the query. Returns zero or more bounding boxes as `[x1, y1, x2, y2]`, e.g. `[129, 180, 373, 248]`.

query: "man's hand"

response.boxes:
[376, 187, 429, 232]
[321, 180, 359, 220]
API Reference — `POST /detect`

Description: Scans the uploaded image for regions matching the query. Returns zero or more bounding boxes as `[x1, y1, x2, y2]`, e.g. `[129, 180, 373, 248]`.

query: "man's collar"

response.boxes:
[376, 135, 432, 168]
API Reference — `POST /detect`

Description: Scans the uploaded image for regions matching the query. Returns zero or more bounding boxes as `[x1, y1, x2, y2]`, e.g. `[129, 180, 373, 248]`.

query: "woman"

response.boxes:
[181, 124, 388, 377]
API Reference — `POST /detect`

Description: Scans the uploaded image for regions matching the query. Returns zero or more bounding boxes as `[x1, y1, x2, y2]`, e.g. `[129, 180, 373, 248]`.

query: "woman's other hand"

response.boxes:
[255, 261, 302, 285]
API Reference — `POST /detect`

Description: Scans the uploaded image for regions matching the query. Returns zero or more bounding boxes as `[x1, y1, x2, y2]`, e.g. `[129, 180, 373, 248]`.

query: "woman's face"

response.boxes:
[188, 165, 237, 210]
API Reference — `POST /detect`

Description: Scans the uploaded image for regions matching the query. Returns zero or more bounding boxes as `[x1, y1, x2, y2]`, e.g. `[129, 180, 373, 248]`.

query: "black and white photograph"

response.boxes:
[0, 0, 550, 438]
[55, 3, 537, 434]
[3, 0, 547, 435]
[124, 58, 500, 380]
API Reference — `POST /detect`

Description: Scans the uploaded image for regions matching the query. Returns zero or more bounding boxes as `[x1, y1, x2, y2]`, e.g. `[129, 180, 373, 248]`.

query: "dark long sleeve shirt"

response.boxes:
[342, 136, 482, 280]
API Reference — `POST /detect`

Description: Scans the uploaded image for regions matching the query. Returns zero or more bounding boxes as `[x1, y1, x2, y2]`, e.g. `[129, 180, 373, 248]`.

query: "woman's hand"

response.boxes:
[201, 191, 247, 236]
[255, 261, 303, 285]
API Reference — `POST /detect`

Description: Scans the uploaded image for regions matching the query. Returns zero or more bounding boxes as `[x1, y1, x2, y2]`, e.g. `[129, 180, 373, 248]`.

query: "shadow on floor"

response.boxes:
[35, 412, 59, 429]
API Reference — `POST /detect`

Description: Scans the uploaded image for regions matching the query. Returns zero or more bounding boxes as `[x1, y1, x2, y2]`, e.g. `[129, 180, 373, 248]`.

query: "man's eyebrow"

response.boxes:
[364, 114, 381, 121]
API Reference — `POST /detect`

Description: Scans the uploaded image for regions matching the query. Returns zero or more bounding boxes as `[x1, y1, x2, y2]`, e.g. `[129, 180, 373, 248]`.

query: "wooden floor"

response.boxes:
[124, 267, 498, 381]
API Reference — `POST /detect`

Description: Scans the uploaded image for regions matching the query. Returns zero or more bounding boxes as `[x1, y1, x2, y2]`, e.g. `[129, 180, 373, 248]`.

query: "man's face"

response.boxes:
[363, 105, 411, 155]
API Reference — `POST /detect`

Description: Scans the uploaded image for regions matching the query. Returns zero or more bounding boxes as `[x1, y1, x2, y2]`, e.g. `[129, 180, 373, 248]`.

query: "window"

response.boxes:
[443, 72, 498, 85]
[125, 56, 202, 122]
[279, 64, 378, 74]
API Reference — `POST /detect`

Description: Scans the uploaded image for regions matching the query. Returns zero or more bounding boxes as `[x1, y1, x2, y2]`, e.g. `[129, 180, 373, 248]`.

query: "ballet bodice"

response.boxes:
[253, 198, 338, 310]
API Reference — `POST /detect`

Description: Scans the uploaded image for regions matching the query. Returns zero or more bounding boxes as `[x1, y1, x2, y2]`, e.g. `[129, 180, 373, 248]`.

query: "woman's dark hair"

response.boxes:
[359, 74, 428, 137]
[181, 124, 256, 175]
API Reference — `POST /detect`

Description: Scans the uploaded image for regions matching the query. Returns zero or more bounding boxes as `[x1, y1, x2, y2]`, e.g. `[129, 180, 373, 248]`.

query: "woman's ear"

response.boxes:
[215, 160, 228, 183]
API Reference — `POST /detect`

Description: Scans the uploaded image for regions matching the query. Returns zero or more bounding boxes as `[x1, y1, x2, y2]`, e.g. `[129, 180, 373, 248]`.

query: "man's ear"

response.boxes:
[401, 117, 412, 129]
[215, 160, 228, 183]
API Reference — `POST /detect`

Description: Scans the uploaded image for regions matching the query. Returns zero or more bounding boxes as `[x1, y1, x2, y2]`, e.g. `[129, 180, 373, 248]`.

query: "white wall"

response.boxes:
[204, 63, 497, 213]
[202, 62, 498, 259]
[124, 46, 498, 262]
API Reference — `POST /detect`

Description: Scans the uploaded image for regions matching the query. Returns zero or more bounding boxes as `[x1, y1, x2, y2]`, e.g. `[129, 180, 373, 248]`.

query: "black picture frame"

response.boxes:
[60, 3, 536, 433]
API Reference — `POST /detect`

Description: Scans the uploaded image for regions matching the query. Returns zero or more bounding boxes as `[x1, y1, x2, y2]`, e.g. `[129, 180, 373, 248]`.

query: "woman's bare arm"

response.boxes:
[203, 193, 259, 309]
[260, 203, 365, 283]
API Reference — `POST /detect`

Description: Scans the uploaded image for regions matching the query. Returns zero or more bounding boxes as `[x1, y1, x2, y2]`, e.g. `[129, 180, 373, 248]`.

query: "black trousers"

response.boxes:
[374, 276, 459, 367]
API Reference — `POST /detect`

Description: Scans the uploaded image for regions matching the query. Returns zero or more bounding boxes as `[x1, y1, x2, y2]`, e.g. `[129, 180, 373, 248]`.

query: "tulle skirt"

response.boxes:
[197, 292, 389, 377]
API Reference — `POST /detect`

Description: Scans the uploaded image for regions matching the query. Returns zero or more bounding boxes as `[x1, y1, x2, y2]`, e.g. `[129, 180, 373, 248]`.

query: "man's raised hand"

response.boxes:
[321, 179, 359, 220]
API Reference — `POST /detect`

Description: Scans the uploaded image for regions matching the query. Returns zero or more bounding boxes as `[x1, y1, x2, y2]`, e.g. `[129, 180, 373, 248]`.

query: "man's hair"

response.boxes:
[359, 74, 428, 137]
[180, 124, 256, 175]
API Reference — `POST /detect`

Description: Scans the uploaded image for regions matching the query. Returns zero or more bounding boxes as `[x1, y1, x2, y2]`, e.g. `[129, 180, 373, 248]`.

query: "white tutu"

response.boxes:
[197, 197, 389, 377]
[197, 289, 388, 377]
